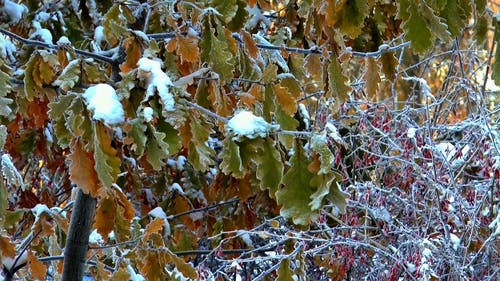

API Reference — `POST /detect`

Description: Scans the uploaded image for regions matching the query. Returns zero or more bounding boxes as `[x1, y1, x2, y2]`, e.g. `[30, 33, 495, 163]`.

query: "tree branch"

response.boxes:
[0, 27, 116, 64]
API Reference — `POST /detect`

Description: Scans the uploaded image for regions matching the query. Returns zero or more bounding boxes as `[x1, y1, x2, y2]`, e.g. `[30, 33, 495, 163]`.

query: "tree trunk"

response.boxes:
[62, 189, 96, 281]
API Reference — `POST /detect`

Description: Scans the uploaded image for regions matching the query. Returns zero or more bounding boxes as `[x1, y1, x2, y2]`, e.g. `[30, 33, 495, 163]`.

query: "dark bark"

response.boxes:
[62, 189, 96, 281]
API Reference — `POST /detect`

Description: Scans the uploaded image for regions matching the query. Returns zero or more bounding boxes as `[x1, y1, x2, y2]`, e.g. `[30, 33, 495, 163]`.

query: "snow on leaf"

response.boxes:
[254, 34, 289, 72]
[137, 57, 175, 112]
[83, 84, 125, 126]
[69, 140, 101, 197]
[276, 140, 317, 225]
[1, 153, 24, 190]
[226, 110, 279, 141]
[52, 59, 81, 91]
[310, 134, 334, 175]
[2, 0, 27, 24]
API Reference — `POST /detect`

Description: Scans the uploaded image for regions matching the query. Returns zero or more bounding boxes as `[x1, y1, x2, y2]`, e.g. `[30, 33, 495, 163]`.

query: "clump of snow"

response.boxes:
[31, 204, 50, 221]
[137, 57, 175, 112]
[57, 36, 70, 46]
[31, 21, 53, 44]
[0, 34, 16, 62]
[89, 229, 104, 244]
[34, 11, 51, 22]
[449, 233, 460, 251]
[325, 122, 347, 147]
[2, 0, 27, 24]
[298, 104, 310, 130]
[127, 264, 146, 281]
[92, 25, 105, 51]
[83, 84, 125, 125]
[170, 182, 184, 195]
[148, 206, 171, 235]
[1, 153, 24, 190]
[254, 34, 289, 72]
[226, 111, 279, 140]
[245, 5, 271, 30]
[435, 142, 457, 162]
[407, 127, 417, 139]
[143, 107, 154, 122]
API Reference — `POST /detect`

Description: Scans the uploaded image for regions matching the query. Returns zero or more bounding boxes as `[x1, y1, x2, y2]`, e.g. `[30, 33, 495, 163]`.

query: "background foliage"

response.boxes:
[1, 0, 500, 280]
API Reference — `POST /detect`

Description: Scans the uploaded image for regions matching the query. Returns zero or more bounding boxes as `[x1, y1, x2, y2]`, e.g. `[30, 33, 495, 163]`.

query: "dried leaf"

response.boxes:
[69, 140, 101, 197]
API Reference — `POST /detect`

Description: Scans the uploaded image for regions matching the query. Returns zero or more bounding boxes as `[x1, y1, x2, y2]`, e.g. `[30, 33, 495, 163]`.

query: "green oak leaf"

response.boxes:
[220, 137, 246, 178]
[93, 122, 121, 188]
[256, 137, 283, 198]
[276, 140, 317, 225]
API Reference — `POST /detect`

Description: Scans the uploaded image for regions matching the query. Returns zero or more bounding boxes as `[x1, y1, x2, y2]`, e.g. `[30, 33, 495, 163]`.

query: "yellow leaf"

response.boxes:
[28, 251, 46, 281]
[274, 84, 297, 115]
[69, 140, 101, 197]
[94, 195, 116, 241]
[177, 34, 200, 63]
[0, 235, 15, 258]
[113, 187, 135, 220]
[120, 37, 142, 73]
[242, 30, 258, 59]
[143, 218, 165, 242]
[364, 57, 380, 98]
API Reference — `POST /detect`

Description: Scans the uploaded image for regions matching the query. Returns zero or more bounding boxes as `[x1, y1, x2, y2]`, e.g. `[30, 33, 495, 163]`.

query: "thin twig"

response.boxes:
[185, 100, 230, 123]
[0, 27, 116, 64]
[168, 198, 239, 220]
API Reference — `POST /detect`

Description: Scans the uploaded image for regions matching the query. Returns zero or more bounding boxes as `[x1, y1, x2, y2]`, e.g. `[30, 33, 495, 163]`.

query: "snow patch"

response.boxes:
[0, 34, 16, 61]
[1, 153, 24, 190]
[83, 84, 125, 125]
[57, 36, 70, 45]
[148, 207, 171, 235]
[32, 204, 51, 221]
[32, 21, 53, 44]
[137, 57, 175, 112]
[89, 229, 104, 244]
[226, 111, 279, 140]
[2, 0, 27, 24]
[143, 106, 154, 122]
[449, 233, 460, 250]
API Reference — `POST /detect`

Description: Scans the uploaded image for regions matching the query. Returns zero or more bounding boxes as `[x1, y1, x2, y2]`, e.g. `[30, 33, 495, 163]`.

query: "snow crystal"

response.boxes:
[226, 110, 279, 140]
[32, 204, 50, 221]
[137, 57, 175, 112]
[0, 34, 16, 61]
[143, 106, 154, 122]
[2, 0, 27, 24]
[89, 229, 104, 244]
[32, 21, 53, 44]
[83, 84, 125, 125]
